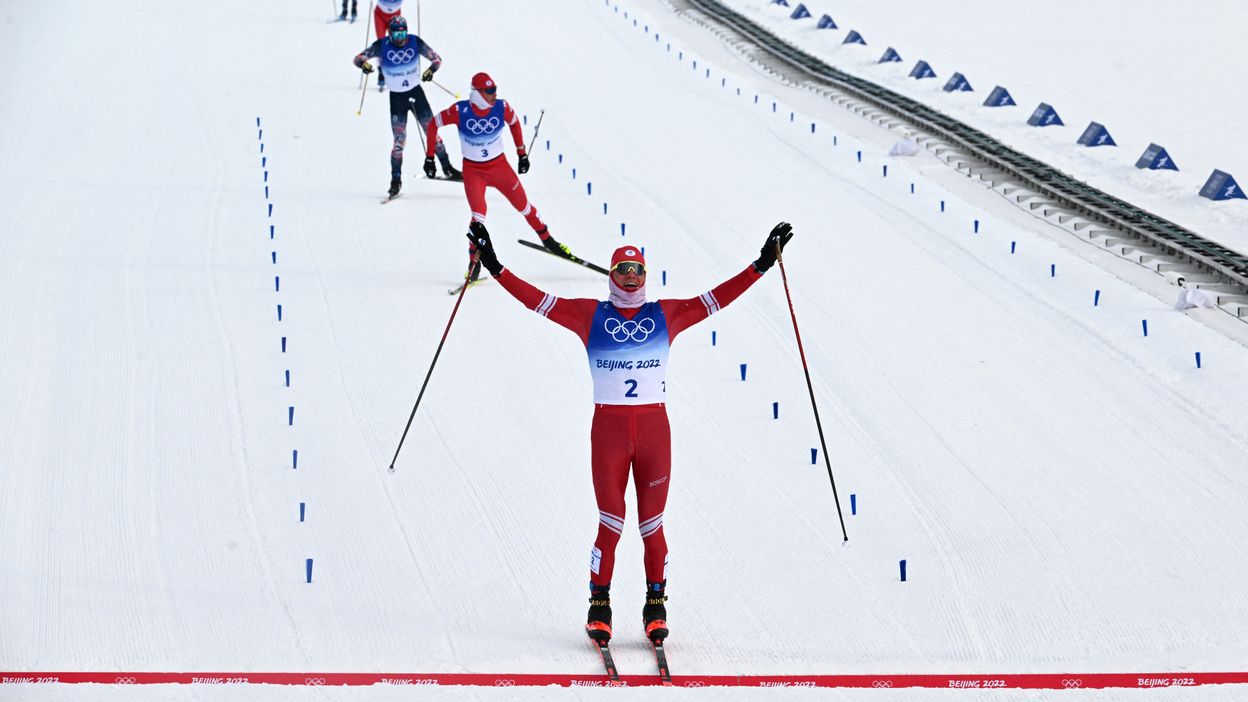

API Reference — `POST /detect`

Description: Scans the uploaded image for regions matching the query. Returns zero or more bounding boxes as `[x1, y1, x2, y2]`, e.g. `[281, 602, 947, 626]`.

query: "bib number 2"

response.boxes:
[624, 379, 638, 398]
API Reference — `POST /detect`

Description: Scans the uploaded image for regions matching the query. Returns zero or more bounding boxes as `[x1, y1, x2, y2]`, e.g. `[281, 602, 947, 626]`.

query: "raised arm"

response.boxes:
[467, 222, 598, 344]
[660, 222, 795, 341]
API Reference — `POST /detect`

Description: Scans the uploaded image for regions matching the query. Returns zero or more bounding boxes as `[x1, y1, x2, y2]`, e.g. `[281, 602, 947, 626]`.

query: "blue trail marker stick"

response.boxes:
[305, 558, 313, 583]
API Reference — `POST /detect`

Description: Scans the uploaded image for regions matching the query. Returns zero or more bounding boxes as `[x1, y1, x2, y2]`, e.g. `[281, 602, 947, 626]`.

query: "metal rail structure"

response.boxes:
[681, 0, 1248, 299]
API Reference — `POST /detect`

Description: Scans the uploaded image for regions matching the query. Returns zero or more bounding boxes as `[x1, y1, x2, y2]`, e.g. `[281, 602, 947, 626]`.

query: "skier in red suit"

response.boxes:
[465, 219, 795, 644]
[425, 72, 571, 282]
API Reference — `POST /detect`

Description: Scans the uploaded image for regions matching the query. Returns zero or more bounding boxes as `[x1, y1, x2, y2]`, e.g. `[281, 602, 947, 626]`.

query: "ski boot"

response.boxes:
[642, 581, 668, 643]
[586, 583, 612, 642]
[377, 74, 385, 91]
[337, 10, 347, 21]
[442, 163, 463, 181]
[539, 228, 571, 258]
[387, 177, 402, 199]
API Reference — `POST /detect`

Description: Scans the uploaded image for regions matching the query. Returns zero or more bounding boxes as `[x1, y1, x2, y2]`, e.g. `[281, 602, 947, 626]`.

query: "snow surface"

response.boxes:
[723, 0, 1248, 255]
[2, 0, 1248, 700]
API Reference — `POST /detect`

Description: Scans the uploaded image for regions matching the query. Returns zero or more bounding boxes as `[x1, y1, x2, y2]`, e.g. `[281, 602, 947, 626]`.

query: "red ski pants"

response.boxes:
[462, 156, 545, 233]
[374, 7, 399, 43]
[588, 403, 671, 587]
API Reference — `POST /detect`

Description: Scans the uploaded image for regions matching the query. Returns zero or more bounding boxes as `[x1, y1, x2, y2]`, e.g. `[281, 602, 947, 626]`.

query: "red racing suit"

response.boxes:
[425, 99, 547, 234]
[495, 264, 764, 585]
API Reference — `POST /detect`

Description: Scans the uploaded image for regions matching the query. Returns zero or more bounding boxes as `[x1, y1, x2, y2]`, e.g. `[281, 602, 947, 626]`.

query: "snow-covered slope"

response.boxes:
[2, 0, 1247, 699]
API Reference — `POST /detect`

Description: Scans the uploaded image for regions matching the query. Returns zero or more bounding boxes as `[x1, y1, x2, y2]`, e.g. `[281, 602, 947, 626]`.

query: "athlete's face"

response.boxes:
[480, 86, 497, 106]
[611, 261, 645, 291]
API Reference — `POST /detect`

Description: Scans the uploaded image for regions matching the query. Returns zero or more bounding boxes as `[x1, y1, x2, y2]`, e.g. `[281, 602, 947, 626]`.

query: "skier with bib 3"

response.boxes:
[426, 72, 571, 283]
[463, 219, 795, 644]
[354, 15, 460, 198]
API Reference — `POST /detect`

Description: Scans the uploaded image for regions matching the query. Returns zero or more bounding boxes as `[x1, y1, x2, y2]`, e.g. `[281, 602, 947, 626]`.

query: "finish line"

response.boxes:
[3, 672, 1246, 689]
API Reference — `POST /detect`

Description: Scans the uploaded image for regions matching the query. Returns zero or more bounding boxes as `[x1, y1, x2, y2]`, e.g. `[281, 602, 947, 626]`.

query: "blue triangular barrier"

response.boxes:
[789, 3, 811, 19]
[770, 0, 789, 6]
[943, 72, 973, 92]
[1077, 122, 1117, 147]
[842, 30, 866, 45]
[1027, 102, 1063, 127]
[909, 60, 936, 79]
[1199, 170, 1247, 201]
[984, 86, 1016, 107]
[878, 47, 901, 63]
[816, 14, 837, 29]
[1135, 143, 1179, 171]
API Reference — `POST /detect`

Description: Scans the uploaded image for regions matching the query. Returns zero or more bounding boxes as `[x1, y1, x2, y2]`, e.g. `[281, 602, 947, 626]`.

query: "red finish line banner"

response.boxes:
[3, 672, 1247, 689]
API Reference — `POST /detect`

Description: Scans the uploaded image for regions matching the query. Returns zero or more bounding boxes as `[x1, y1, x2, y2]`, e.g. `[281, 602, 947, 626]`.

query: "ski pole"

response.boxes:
[356, 69, 371, 115]
[430, 78, 460, 99]
[358, 0, 374, 90]
[409, 98, 428, 154]
[388, 255, 482, 473]
[775, 242, 849, 542]
[526, 109, 546, 154]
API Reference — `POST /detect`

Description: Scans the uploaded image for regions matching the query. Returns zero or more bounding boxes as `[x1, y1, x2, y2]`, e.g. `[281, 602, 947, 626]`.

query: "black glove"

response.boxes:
[753, 221, 794, 273]
[421, 67, 434, 82]
[467, 221, 503, 277]
[423, 157, 437, 179]
[517, 153, 530, 174]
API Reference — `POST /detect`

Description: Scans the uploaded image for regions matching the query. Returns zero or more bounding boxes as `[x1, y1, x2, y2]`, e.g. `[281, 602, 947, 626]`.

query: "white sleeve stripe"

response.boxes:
[536, 293, 557, 318]
[434, 113, 444, 127]
[699, 292, 721, 316]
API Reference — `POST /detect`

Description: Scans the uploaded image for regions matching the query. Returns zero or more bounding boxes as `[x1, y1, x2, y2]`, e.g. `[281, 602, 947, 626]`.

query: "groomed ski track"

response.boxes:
[2, 0, 1248, 700]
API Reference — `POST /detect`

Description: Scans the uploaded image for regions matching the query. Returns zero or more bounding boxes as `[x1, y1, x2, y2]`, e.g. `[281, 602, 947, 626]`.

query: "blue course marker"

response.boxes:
[1051, 264, 1056, 277]
[661, 271, 667, 286]
[271, 251, 277, 264]
[711, 330, 717, 346]
[305, 558, 313, 583]
[850, 493, 856, 515]
[270, 225, 275, 239]
[292, 448, 298, 468]
[811, 448, 818, 464]
[1011, 241, 1016, 254]
[900, 559, 907, 582]
[300, 502, 305, 522]
[603, 202, 608, 215]
[587, 182, 592, 195]
[772, 402, 779, 419]
[1142, 319, 1149, 337]
[288, 406, 294, 426]
[281, 336, 287, 353]
[739, 363, 747, 381]
[1094, 290, 1101, 306]
[940, 200, 945, 212]
[277, 304, 282, 321]
[620, 222, 626, 237]
[974, 219, 980, 234]
[1195, 351, 1202, 369]
[275, 276, 280, 292]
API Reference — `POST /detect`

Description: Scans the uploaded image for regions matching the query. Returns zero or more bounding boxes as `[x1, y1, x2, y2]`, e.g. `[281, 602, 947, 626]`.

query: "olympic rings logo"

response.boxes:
[604, 317, 656, 343]
[494, 679, 515, 687]
[872, 680, 893, 688]
[386, 48, 415, 63]
[464, 117, 501, 135]
[305, 677, 326, 686]
[1062, 679, 1083, 689]
[114, 677, 137, 685]
[683, 681, 705, 688]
